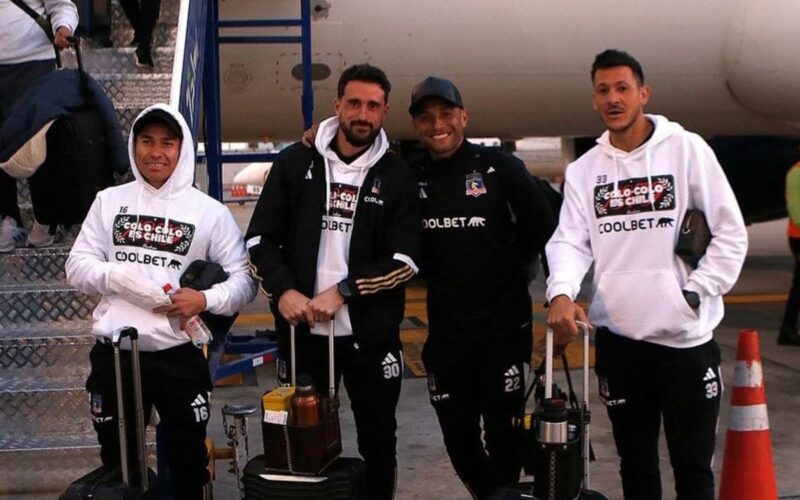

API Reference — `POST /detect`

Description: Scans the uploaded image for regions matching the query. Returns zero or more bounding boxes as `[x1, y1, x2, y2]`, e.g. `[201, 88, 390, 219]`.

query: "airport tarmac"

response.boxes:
[206, 212, 799, 500]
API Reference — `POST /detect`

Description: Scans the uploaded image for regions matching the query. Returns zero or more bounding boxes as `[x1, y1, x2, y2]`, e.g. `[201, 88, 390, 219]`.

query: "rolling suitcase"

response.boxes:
[245, 321, 365, 499]
[490, 322, 608, 500]
[60, 327, 158, 499]
[241, 455, 366, 500]
[28, 36, 114, 226]
[261, 322, 342, 475]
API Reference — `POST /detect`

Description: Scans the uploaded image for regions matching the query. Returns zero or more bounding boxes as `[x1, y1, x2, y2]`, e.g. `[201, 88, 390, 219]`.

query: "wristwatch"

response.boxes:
[682, 290, 701, 310]
[337, 279, 353, 302]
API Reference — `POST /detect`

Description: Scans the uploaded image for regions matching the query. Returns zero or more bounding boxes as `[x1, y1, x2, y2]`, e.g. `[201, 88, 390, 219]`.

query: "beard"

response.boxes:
[605, 115, 638, 134]
[341, 120, 380, 147]
[601, 105, 641, 134]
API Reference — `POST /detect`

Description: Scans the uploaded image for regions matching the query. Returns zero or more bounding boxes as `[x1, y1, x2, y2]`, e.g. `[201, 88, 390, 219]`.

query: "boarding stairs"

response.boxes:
[0, 0, 179, 495]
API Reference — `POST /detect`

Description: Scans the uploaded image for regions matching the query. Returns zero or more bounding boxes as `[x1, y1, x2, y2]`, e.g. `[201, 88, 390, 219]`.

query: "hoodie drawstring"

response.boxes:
[645, 148, 656, 212]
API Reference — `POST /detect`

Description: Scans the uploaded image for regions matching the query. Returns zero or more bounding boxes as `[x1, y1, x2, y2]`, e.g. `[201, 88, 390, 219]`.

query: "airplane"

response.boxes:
[212, 0, 800, 223]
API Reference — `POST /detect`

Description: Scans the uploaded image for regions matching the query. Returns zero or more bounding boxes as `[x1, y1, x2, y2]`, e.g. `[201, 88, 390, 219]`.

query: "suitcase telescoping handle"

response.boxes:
[111, 327, 149, 491]
[328, 319, 335, 400]
[290, 324, 297, 387]
[544, 320, 591, 490]
[288, 319, 336, 399]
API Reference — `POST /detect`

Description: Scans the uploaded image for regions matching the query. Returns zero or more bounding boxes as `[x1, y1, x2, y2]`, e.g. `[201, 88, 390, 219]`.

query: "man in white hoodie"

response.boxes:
[247, 64, 421, 500]
[545, 50, 748, 500]
[67, 104, 256, 498]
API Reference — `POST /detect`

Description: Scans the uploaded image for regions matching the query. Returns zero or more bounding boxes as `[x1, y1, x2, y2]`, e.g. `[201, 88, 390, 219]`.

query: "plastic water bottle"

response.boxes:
[162, 284, 212, 347]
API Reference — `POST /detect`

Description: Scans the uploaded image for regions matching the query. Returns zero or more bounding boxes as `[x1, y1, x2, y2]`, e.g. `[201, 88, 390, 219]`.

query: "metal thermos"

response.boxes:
[538, 398, 569, 444]
[291, 375, 320, 427]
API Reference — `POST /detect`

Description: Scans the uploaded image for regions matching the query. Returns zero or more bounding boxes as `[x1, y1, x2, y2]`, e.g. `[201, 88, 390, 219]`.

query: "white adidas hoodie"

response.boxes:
[66, 104, 256, 351]
[311, 116, 389, 338]
[546, 115, 748, 348]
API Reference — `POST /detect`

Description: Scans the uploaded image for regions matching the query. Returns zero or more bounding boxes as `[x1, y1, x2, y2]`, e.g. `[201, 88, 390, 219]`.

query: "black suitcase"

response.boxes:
[489, 482, 608, 499]
[28, 36, 114, 226]
[489, 323, 609, 500]
[242, 455, 366, 500]
[60, 327, 158, 499]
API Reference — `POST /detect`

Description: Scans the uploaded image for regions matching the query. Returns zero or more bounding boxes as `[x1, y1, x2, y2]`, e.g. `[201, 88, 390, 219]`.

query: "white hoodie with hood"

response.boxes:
[545, 114, 748, 348]
[311, 116, 390, 338]
[67, 104, 257, 351]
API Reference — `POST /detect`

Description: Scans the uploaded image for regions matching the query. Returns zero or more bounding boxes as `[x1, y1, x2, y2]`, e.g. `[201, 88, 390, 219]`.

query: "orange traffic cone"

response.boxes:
[718, 329, 777, 500]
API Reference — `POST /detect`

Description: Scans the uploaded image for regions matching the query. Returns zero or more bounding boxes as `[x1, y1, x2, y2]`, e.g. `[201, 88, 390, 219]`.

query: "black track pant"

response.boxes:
[118, 0, 162, 45]
[594, 328, 722, 500]
[0, 59, 55, 224]
[422, 326, 530, 499]
[782, 237, 800, 330]
[87, 341, 212, 500]
[291, 334, 403, 500]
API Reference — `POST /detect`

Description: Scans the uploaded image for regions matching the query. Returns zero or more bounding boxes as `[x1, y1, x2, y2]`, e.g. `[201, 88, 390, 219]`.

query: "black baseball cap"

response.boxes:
[132, 108, 184, 140]
[408, 76, 464, 116]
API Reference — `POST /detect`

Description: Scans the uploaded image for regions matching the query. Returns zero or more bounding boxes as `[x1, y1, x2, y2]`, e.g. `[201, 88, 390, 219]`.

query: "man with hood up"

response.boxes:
[246, 63, 421, 500]
[546, 49, 748, 499]
[66, 104, 257, 498]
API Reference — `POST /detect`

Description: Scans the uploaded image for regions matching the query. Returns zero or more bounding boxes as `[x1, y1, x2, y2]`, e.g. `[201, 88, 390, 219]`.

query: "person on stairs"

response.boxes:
[0, 0, 77, 252]
[119, 0, 160, 69]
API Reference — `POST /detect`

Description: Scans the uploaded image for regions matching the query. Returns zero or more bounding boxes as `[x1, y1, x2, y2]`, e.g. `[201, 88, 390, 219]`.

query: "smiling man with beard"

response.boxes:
[246, 64, 421, 500]
[545, 49, 748, 500]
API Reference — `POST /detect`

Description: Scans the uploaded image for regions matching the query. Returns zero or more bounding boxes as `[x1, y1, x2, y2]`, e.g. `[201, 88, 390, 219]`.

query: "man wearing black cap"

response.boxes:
[407, 76, 556, 498]
[67, 104, 256, 498]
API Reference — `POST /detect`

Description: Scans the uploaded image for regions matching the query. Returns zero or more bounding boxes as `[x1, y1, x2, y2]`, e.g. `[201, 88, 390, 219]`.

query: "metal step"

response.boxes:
[1, 0, 179, 494]
[0, 435, 101, 495]
[0, 286, 98, 327]
[0, 248, 71, 286]
[0, 377, 92, 436]
[96, 72, 173, 112]
[110, 25, 179, 50]
[62, 46, 176, 76]
[0, 331, 94, 378]
[0, 433, 157, 495]
[116, 106, 148, 135]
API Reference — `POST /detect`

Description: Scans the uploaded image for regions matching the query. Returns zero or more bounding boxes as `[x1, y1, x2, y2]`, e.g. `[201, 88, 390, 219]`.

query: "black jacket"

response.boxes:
[246, 143, 421, 346]
[411, 140, 556, 341]
[0, 69, 129, 173]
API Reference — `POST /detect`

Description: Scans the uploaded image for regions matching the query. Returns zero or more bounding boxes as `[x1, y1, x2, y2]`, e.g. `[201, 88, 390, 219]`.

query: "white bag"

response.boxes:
[0, 120, 55, 179]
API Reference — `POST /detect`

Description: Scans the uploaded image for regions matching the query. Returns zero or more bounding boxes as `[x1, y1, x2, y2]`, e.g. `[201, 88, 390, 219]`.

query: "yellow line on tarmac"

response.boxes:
[233, 293, 786, 327]
[725, 293, 787, 304]
[234, 313, 273, 326]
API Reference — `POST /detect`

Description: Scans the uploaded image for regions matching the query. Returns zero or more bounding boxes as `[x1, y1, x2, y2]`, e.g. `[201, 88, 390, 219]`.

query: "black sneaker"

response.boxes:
[135, 45, 154, 69]
[778, 324, 800, 346]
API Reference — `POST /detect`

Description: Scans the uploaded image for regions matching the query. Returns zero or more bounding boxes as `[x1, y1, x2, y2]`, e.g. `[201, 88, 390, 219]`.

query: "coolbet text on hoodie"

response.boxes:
[545, 114, 748, 347]
[66, 104, 256, 351]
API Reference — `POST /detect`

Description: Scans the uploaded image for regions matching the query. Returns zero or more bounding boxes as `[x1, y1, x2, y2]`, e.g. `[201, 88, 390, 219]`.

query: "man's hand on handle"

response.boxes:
[278, 289, 311, 326]
[546, 294, 592, 353]
[54, 27, 72, 49]
[305, 285, 344, 327]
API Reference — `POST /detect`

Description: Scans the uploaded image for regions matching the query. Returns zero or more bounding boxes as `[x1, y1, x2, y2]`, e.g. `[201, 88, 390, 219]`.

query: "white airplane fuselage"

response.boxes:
[216, 0, 800, 142]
